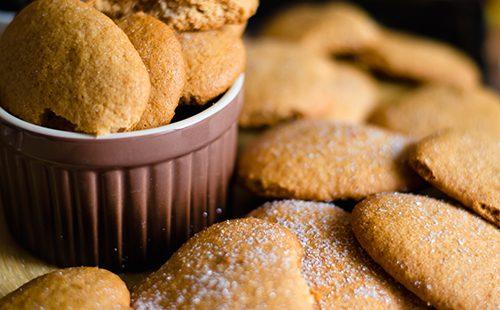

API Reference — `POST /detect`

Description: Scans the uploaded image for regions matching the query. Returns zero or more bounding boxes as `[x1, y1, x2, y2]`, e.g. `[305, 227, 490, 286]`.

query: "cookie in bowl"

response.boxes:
[0, 0, 151, 135]
[117, 12, 186, 130]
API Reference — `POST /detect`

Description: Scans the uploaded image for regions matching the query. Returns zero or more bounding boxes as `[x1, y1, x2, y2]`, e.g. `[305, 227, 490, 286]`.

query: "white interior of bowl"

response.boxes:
[0, 75, 244, 140]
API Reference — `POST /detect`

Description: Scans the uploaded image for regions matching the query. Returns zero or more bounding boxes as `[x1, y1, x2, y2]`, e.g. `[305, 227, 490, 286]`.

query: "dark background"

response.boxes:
[1, 0, 488, 76]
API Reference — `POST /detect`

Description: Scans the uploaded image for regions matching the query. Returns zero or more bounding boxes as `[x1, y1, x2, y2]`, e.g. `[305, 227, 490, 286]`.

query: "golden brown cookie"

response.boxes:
[238, 120, 421, 201]
[323, 62, 378, 123]
[250, 200, 424, 309]
[117, 13, 185, 130]
[360, 30, 480, 89]
[369, 84, 500, 139]
[0, 0, 151, 135]
[352, 193, 500, 309]
[95, 0, 258, 31]
[179, 24, 246, 105]
[0, 267, 130, 309]
[263, 2, 380, 55]
[410, 130, 500, 227]
[132, 218, 314, 309]
[240, 39, 336, 127]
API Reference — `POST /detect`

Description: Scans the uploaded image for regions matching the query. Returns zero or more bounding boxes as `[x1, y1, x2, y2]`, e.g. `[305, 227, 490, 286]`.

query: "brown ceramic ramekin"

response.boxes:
[0, 75, 244, 271]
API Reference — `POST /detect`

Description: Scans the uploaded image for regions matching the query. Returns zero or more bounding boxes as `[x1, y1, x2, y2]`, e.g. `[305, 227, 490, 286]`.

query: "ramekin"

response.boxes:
[0, 75, 244, 270]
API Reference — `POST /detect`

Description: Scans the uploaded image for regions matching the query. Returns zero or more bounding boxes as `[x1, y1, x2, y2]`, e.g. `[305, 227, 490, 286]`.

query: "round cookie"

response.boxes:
[263, 2, 380, 55]
[410, 130, 500, 227]
[179, 24, 246, 105]
[132, 218, 315, 309]
[374, 80, 415, 108]
[95, 0, 258, 31]
[238, 120, 421, 201]
[250, 200, 424, 309]
[369, 84, 500, 139]
[323, 62, 378, 123]
[352, 193, 500, 309]
[0, 267, 131, 309]
[0, 0, 151, 135]
[359, 30, 480, 89]
[240, 39, 336, 128]
[118, 13, 186, 130]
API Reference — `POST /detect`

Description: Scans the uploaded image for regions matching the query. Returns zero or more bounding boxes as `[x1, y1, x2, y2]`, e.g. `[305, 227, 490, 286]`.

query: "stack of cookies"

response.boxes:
[0, 0, 257, 135]
[0, 1, 498, 309]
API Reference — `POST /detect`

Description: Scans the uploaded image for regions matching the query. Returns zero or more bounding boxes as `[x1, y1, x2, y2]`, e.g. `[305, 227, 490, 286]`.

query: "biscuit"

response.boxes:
[369, 84, 500, 138]
[323, 62, 378, 123]
[359, 30, 480, 89]
[238, 120, 421, 201]
[179, 24, 246, 105]
[263, 3, 380, 55]
[0, 0, 151, 135]
[95, 0, 258, 31]
[132, 218, 315, 309]
[250, 200, 424, 309]
[352, 193, 500, 309]
[118, 13, 186, 130]
[410, 130, 500, 227]
[0, 267, 131, 309]
[241, 40, 376, 128]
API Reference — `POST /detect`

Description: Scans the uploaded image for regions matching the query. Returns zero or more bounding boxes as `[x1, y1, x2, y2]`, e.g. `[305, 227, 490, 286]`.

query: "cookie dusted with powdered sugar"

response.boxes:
[410, 130, 500, 227]
[238, 120, 421, 201]
[132, 218, 315, 309]
[250, 200, 425, 309]
[352, 193, 500, 309]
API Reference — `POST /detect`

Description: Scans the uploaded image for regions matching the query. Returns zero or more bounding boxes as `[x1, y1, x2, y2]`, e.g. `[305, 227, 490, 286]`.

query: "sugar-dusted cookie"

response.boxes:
[410, 130, 500, 227]
[118, 13, 185, 130]
[360, 31, 480, 89]
[132, 218, 315, 309]
[323, 62, 378, 123]
[95, 0, 258, 31]
[0, 0, 150, 135]
[370, 84, 500, 138]
[179, 24, 246, 105]
[0, 267, 130, 309]
[352, 193, 500, 309]
[238, 120, 421, 201]
[264, 2, 380, 55]
[250, 200, 424, 309]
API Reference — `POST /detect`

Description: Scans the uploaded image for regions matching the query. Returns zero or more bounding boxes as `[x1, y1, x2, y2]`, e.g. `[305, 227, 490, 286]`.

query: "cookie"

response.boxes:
[323, 62, 378, 123]
[0, 0, 151, 135]
[359, 30, 480, 89]
[132, 218, 315, 309]
[241, 40, 376, 128]
[263, 2, 380, 55]
[179, 24, 246, 105]
[352, 193, 500, 309]
[410, 130, 500, 227]
[238, 120, 420, 201]
[118, 13, 185, 130]
[250, 200, 424, 309]
[369, 84, 500, 138]
[0, 267, 130, 309]
[239, 39, 335, 127]
[95, 0, 258, 31]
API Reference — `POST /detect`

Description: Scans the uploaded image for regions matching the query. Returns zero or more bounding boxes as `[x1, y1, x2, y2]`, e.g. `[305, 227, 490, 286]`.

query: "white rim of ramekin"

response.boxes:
[0, 75, 244, 140]
[0, 11, 14, 25]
